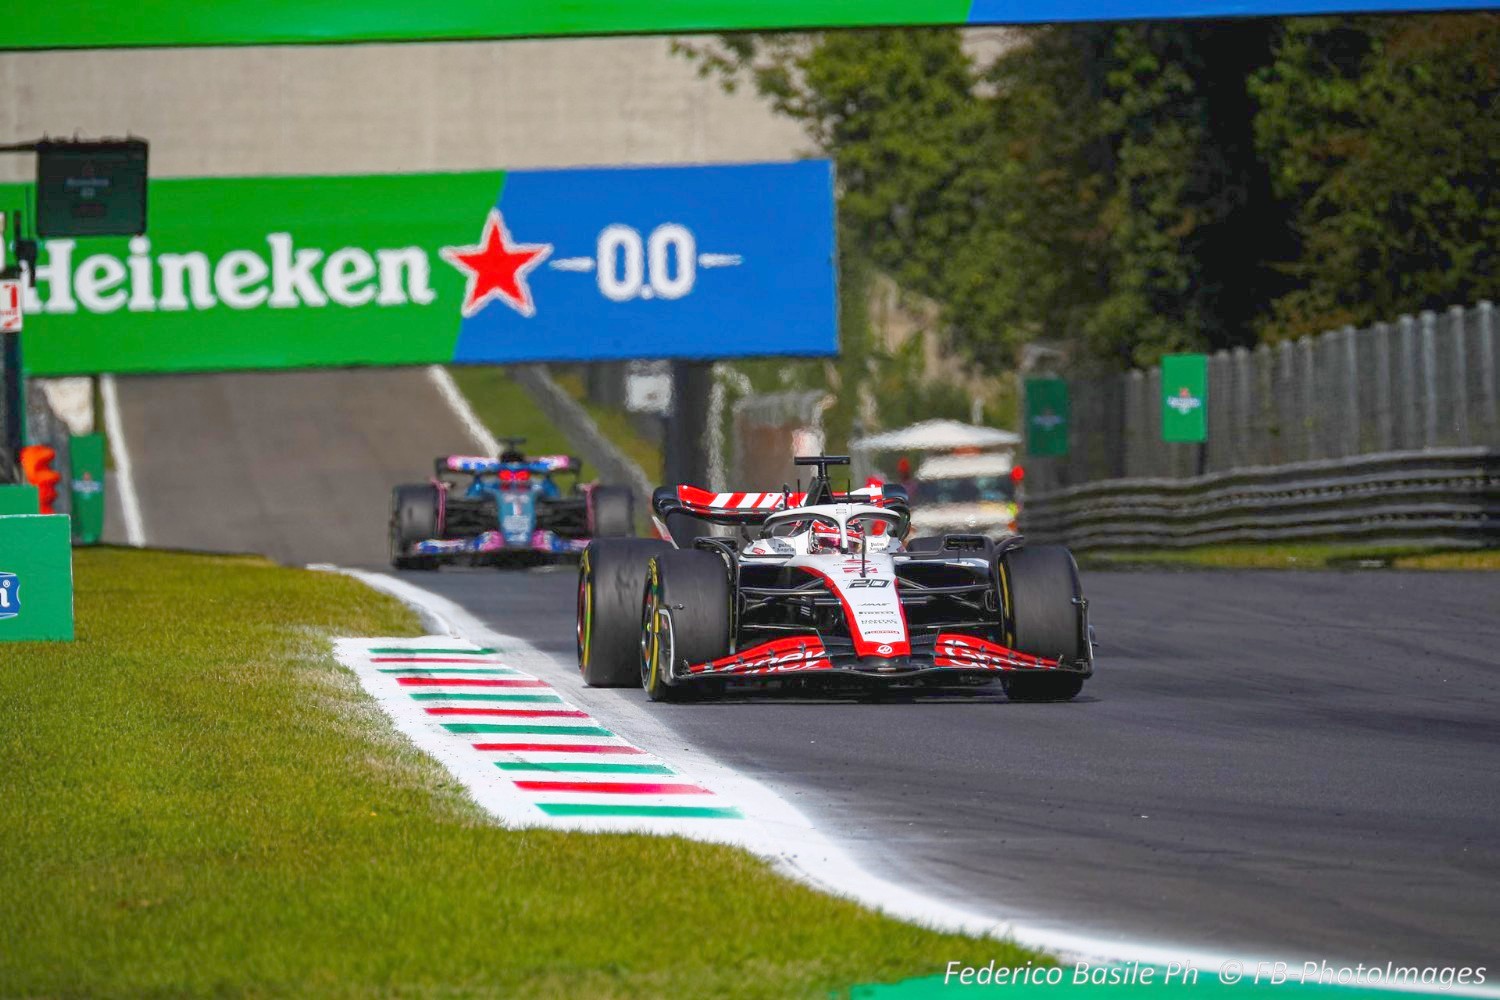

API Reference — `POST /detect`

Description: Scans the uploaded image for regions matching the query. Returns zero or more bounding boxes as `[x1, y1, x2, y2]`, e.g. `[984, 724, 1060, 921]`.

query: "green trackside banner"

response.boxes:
[1025, 377, 1070, 457]
[69, 434, 106, 545]
[9, 0, 1495, 49]
[0, 514, 75, 642]
[2, 162, 838, 375]
[0, 485, 40, 515]
[1161, 353, 1209, 443]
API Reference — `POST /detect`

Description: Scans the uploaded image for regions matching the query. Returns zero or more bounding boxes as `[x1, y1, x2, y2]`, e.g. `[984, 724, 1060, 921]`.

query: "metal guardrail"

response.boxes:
[1019, 448, 1500, 550]
[1028, 301, 1499, 494]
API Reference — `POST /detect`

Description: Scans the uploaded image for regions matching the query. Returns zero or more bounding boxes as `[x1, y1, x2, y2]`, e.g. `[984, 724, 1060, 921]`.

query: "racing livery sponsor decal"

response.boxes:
[933, 633, 1060, 671]
[336, 638, 746, 826]
[3, 161, 836, 376]
[686, 636, 833, 677]
[794, 561, 911, 657]
[0, 572, 19, 620]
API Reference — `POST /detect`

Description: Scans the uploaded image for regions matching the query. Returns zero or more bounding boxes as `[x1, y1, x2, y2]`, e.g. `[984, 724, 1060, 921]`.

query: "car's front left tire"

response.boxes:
[998, 543, 1086, 702]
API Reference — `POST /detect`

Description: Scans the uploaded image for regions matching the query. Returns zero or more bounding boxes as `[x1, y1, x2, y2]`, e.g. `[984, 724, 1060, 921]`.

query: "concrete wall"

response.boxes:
[0, 37, 808, 181]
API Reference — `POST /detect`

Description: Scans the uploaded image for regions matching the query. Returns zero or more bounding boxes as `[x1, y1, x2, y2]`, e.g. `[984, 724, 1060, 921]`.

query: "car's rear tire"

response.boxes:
[998, 543, 1085, 702]
[589, 485, 635, 538]
[390, 483, 441, 571]
[641, 549, 731, 702]
[578, 538, 671, 686]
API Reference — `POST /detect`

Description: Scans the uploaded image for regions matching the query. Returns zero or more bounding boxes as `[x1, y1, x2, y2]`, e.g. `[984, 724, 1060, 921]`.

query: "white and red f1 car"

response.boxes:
[576, 456, 1094, 702]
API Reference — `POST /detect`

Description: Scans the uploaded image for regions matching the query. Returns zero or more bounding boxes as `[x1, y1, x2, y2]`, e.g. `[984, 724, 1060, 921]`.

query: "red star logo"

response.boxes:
[441, 210, 553, 318]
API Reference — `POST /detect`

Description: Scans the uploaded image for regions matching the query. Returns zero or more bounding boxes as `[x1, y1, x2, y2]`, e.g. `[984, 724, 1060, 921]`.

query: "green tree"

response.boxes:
[1253, 14, 1500, 340]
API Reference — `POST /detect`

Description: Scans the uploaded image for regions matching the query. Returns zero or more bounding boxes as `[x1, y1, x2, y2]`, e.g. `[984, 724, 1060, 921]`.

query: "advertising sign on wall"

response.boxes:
[1161, 353, 1209, 443]
[4, 160, 837, 376]
[0, 514, 74, 642]
[1025, 377, 1071, 458]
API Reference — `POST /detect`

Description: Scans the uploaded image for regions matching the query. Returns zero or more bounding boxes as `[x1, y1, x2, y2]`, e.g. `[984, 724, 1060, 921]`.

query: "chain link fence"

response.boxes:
[1030, 301, 1499, 493]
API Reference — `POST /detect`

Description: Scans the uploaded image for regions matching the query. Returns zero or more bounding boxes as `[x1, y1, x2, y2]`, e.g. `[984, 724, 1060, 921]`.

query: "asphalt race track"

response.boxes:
[407, 565, 1500, 968]
[108, 370, 1499, 967]
[107, 370, 479, 564]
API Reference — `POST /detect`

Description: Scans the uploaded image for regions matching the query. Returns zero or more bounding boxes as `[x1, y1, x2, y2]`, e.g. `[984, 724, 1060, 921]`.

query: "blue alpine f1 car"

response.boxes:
[389, 439, 635, 569]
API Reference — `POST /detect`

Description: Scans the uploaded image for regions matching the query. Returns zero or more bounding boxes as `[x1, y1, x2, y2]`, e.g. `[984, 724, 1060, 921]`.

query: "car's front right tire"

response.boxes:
[578, 538, 671, 687]
[641, 549, 731, 702]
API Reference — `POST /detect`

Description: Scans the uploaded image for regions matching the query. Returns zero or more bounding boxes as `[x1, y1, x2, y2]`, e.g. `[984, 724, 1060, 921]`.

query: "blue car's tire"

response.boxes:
[589, 486, 635, 538]
[390, 483, 440, 571]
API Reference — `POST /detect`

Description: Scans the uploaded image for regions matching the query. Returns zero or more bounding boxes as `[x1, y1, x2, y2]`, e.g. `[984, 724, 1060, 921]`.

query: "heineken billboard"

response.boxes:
[1161, 353, 1209, 443]
[1025, 377, 1070, 458]
[5, 161, 837, 376]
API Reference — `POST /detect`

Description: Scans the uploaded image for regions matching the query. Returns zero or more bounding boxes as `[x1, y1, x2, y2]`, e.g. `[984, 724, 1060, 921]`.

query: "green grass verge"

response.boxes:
[447, 366, 663, 485]
[0, 549, 1030, 997]
[1080, 544, 1500, 571]
[447, 366, 576, 457]
[550, 369, 664, 484]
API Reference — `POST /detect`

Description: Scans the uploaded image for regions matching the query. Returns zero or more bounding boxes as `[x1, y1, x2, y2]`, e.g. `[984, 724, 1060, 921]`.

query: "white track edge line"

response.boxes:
[99, 374, 145, 547]
[320, 565, 1500, 997]
[427, 365, 500, 456]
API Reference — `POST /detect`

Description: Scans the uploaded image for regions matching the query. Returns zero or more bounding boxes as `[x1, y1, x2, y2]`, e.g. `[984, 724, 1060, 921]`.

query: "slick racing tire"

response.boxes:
[641, 549, 731, 703]
[998, 544, 1085, 702]
[589, 486, 635, 538]
[578, 538, 671, 687]
[390, 483, 441, 571]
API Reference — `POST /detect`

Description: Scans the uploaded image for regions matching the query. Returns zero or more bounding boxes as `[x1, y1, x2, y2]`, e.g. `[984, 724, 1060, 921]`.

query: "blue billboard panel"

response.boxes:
[452, 160, 838, 364]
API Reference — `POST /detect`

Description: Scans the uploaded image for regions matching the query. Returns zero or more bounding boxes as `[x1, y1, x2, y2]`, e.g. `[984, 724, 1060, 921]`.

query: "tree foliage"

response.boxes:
[1251, 14, 1500, 340]
[681, 13, 1499, 379]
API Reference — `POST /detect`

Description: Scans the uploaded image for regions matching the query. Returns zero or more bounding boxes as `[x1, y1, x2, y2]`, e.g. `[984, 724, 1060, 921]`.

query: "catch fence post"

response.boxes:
[1398, 315, 1418, 450]
[1299, 336, 1316, 461]
[1233, 347, 1251, 469]
[1341, 326, 1359, 458]
[1449, 305, 1469, 447]
[1478, 301, 1497, 435]
[1275, 340, 1295, 466]
[1373, 322, 1394, 452]
[1420, 311, 1439, 449]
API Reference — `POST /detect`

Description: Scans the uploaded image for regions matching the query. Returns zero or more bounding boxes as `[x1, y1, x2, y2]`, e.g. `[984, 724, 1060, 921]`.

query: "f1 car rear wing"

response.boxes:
[436, 454, 581, 477]
[652, 482, 910, 526]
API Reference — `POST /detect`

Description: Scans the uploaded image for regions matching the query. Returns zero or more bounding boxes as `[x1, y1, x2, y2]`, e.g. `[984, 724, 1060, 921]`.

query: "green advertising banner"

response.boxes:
[69, 433, 106, 545]
[1161, 353, 1208, 443]
[1024, 377, 1070, 457]
[0, 484, 40, 515]
[9, 0, 1491, 50]
[0, 514, 75, 642]
[7, 171, 500, 374]
[2, 162, 839, 374]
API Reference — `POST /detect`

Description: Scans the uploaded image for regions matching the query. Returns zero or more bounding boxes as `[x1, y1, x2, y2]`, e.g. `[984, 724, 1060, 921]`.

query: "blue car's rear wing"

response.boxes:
[435, 454, 581, 478]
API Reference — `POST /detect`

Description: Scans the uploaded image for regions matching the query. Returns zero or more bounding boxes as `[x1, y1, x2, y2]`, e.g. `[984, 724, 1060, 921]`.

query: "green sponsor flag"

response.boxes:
[1025, 378, 1070, 457]
[1161, 353, 1208, 443]
[0, 514, 75, 642]
[69, 433, 106, 545]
